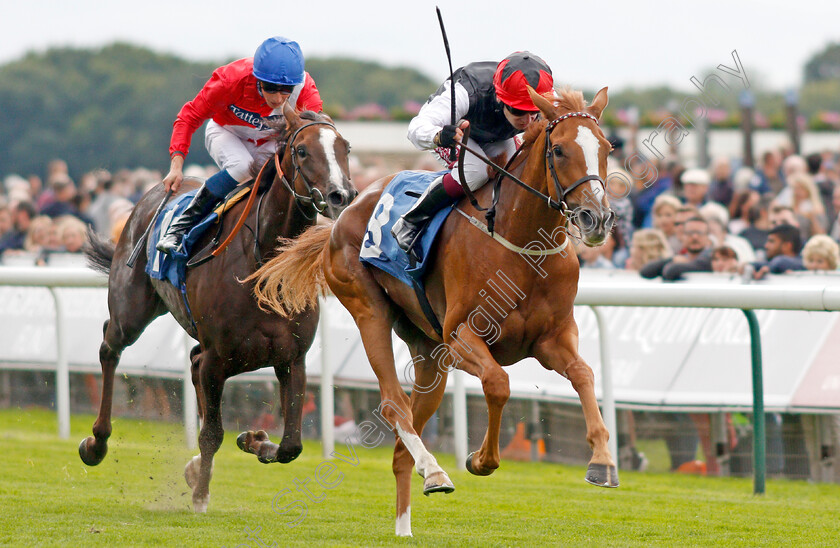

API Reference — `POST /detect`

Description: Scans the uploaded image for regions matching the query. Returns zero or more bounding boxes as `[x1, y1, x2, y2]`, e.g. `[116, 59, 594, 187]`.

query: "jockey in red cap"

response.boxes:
[393, 51, 554, 253]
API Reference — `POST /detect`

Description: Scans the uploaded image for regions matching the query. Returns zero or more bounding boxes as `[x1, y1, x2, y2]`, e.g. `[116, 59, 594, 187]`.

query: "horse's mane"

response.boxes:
[553, 86, 587, 113]
[249, 110, 332, 178]
[522, 87, 588, 146]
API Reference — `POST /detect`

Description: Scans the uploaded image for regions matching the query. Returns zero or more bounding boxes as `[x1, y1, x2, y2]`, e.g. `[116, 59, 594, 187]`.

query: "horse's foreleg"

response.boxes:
[393, 345, 451, 537]
[535, 322, 618, 487]
[451, 329, 510, 476]
[186, 352, 226, 512]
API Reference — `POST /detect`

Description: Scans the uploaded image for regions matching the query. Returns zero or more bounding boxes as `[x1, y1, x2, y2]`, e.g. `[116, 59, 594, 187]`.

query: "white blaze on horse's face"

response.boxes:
[574, 126, 605, 202]
[319, 128, 343, 188]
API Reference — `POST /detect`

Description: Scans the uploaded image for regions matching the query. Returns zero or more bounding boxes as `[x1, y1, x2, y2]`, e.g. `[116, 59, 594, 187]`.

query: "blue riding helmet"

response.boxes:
[252, 36, 305, 86]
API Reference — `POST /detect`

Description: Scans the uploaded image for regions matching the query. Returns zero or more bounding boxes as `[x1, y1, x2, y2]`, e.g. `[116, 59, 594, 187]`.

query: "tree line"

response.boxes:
[0, 43, 439, 180]
[3, 42, 840, 181]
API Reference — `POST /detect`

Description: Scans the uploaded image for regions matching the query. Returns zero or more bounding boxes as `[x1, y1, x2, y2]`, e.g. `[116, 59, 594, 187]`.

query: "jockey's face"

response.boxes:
[259, 81, 294, 110]
[262, 89, 292, 110]
[503, 104, 539, 130]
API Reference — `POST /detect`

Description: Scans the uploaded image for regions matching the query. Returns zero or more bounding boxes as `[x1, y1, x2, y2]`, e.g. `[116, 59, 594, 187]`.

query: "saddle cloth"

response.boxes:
[146, 190, 219, 288]
[359, 170, 454, 288]
[145, 182, 257, 288]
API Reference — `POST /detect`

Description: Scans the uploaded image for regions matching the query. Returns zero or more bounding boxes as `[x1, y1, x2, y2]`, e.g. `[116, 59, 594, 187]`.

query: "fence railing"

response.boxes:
[2, 267, 840, 494]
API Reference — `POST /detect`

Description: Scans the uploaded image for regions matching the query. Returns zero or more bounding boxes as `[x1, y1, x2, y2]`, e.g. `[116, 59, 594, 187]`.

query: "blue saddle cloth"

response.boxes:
[145, 190, 220, 289]
[359, 170, 453, 288]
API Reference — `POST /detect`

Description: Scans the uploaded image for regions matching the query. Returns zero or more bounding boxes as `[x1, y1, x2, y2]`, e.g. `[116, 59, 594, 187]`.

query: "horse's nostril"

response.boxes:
[327, 191, 346, 207]
[577, 209, 596, 230]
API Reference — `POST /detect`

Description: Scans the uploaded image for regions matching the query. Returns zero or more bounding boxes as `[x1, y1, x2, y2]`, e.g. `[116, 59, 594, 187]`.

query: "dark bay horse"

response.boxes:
[251, 87, 616, 536]
[79, 103, 356, 512]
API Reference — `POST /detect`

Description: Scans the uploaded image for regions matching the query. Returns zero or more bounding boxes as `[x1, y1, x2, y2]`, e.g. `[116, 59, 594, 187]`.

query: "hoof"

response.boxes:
[422, 472, 454, 496]
[237, 431, 276, 463]
[585, 463, 619, 488]
[236, 432, 248, 452]
[192, 493, 209, 513]
[465, 451, 496, 477]
[184, 455, 201, 489]
[78, 437, 106, 466]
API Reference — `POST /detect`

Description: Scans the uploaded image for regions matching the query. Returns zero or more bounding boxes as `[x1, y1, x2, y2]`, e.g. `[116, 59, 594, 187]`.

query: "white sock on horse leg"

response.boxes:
[395, 423, 442, 478]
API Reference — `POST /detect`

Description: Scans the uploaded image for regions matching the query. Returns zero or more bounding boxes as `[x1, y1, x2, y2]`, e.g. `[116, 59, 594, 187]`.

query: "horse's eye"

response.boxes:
[296, 146, 307, 158]
[553, 145, 563, 157]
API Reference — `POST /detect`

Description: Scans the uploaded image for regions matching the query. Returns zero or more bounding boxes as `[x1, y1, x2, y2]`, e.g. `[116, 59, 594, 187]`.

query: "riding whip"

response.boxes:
[435, 6, 457, 160]
[126, 189, 173, 268]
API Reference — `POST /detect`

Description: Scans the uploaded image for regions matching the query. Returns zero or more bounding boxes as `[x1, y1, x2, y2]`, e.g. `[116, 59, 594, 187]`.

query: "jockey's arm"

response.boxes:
[407, 80, 470, 150]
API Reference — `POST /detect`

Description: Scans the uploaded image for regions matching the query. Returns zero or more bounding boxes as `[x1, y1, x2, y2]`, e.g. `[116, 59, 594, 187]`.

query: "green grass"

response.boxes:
[1, 408, 839, 547]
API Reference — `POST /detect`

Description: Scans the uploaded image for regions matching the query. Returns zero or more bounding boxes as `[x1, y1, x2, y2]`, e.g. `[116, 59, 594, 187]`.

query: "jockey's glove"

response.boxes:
[434, 124, 459, 148]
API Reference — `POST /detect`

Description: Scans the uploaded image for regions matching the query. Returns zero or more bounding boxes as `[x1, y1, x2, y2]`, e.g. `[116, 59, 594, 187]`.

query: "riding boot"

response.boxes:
[390, 175, 456, 254]
[156, 184, 219, 255]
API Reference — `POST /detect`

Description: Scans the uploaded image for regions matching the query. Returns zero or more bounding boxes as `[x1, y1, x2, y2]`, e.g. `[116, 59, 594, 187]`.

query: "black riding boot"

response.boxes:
[156, 184, 219, 255]
[390, 175, 455, 253]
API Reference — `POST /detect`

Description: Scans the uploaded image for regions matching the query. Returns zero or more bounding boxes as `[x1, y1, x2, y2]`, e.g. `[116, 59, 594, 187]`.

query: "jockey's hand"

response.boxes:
[434, 121, 469, 148]
[163, 154, 185, 192]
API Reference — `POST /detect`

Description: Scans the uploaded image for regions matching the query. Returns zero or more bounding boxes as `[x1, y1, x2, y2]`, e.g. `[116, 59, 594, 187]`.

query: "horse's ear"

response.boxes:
[588, 87, 609, 120]
[283, 100, 301, 130]
[527, 85, 557, 120]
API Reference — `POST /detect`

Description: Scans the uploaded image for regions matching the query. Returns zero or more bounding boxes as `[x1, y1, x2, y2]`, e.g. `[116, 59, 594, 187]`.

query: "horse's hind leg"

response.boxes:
[535, 320, 618, 487]
[184, 349, 226, 512]
[353, 310, 453, 496]
[79, 283, 163, 466]
[393, 334, 451, 537]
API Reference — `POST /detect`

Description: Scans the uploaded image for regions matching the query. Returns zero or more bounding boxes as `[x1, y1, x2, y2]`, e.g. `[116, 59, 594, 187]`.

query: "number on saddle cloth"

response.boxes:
[359, 170, 453, 289]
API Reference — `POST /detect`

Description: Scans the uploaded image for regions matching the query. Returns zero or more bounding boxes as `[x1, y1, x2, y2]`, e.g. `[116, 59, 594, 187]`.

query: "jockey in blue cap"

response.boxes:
[157, 36, 323, 255]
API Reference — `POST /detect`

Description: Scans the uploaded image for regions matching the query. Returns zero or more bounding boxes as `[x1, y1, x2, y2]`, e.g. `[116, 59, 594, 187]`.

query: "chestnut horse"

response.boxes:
[79, 104, 356, 513]
[251, 87, 616, 536]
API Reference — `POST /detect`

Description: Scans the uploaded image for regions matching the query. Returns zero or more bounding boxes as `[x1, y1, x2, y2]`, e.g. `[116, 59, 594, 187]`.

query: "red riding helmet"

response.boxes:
[493, 51, 554, 112]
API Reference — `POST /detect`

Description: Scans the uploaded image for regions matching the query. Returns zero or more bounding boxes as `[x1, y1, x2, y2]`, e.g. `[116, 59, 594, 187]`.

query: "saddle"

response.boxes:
[360, 170, 454, 336]
[146, 180, 264, 289]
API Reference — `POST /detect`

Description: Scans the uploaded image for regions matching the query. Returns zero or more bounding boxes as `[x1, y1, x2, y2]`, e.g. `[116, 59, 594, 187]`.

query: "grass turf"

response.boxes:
[1, 407, 839, 547]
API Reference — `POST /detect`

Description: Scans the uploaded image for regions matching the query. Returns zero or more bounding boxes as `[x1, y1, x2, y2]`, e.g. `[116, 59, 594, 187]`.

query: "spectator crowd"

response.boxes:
[575, 136, 840, 279]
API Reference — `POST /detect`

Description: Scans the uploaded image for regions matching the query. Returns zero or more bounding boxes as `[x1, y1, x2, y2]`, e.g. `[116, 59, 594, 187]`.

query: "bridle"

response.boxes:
[543, 111, 606, 209]
[274, 120, 339, 219]
[456, 110, 608, 234]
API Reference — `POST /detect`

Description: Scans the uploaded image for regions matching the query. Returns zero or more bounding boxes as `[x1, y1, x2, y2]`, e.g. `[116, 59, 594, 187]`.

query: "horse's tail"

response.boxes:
[83, 227, 115, 275]
[248, 222, 333, 317]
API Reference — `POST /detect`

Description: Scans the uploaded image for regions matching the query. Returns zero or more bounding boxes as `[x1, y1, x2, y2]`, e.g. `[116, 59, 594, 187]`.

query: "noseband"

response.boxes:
[274, 120, 339, 218]
[544, 111, 606, 211]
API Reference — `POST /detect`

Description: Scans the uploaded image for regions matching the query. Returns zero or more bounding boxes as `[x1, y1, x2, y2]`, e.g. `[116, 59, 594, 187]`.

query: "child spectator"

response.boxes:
[625, 228, 672, 271]
[711, 245, 740, 274]
[651, 194, 682, 254]
[802, 235, 839, 271]
[58, 216, 88, 253]
[788, 172, 827, 237]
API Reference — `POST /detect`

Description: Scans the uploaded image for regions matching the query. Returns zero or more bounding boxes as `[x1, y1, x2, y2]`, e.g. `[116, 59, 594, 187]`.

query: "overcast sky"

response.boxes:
[2, 0, 838, 93]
